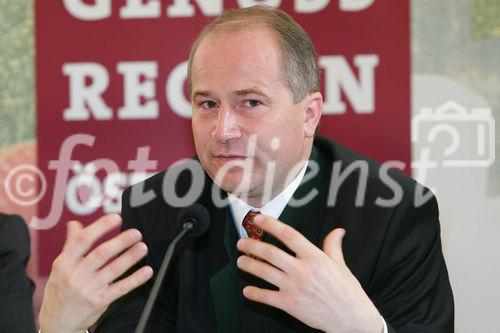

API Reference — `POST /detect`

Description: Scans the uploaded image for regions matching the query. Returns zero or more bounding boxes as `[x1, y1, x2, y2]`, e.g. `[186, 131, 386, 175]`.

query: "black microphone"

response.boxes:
[135, 204, 210, 333]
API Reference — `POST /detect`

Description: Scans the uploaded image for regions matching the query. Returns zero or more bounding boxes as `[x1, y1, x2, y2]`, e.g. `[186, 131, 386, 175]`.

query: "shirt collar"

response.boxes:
[228, 161, 309, 238]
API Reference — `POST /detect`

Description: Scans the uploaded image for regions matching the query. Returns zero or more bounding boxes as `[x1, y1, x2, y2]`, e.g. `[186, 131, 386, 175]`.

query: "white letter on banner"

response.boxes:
[340, 0, 375, 11]
[295, 0, 329, 13]
[120, 0, 160, 18]
[166, 61, 192, 119]
[237, 0, 281, 8]
[63, 63, 112, 121]
[320, 54, 379, 114]
[63, 0, 111, 20]
[167, 0, 223, 17]
[117, 62, 159, 119]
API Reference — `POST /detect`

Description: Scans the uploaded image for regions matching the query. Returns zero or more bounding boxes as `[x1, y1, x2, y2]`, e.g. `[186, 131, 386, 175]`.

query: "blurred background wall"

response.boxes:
[1, 0, 499, 331]
[411, 1, 500, 331]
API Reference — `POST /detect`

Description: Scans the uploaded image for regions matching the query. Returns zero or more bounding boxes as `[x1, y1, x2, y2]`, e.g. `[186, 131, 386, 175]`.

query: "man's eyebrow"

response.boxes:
[192, 88, 270, 99]
[192, 90, 211, 99]
[235, 88, 269, 98]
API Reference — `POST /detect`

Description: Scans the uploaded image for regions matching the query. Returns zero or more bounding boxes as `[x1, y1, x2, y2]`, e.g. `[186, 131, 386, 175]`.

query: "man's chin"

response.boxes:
[217, 179, 250, 195]
[203, 161, 261, 196]
[209, 173, 253, 196]
[210, 173, 268, 206]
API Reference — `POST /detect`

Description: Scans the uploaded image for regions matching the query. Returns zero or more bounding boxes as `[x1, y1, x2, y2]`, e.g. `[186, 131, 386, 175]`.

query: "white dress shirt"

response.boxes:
[228, 162, 309, 237]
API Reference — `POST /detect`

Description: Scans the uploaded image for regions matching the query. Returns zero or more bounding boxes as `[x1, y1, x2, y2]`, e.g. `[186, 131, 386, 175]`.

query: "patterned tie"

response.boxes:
[242, 210, 264, 240]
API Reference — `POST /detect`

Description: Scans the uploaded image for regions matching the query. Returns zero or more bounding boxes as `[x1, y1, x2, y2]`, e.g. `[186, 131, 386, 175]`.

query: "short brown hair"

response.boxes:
[187, 5, 320, 104]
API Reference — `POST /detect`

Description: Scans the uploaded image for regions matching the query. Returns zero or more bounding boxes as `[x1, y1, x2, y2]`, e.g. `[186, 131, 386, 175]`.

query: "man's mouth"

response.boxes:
[213, 154, 248, 160]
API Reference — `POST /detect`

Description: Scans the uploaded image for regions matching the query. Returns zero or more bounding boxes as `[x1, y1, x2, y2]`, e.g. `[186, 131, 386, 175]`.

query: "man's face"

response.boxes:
[191, 26, 319, 205]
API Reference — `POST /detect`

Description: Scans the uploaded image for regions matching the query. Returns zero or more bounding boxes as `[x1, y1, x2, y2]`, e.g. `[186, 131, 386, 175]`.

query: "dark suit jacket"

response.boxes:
[96, 137, 454, 332]
[0, 213, 36, 333]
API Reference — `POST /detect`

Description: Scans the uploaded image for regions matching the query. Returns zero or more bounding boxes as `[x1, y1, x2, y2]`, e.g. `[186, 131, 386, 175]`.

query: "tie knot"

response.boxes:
[242, 211, 264, 240]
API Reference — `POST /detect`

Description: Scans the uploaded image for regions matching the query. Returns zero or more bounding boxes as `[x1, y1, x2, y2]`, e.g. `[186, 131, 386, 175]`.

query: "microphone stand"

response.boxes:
[135, 222, 194, 333]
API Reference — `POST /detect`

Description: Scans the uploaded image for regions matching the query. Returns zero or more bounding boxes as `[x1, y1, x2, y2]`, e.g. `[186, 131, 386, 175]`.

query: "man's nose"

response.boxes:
[212, 106, 241, 143]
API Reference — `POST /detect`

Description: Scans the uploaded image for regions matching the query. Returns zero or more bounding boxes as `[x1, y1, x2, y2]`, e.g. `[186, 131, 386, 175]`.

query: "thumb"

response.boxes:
[323, 228, 346, 264]
[65, 220, 83, 244]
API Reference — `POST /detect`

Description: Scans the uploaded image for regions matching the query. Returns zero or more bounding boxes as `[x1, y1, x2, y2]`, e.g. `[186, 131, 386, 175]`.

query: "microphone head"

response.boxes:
[176, 204, 210, 238]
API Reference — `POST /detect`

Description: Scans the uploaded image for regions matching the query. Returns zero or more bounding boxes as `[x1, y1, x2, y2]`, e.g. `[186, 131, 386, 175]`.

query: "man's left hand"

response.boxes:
[236, 214, 383, 333]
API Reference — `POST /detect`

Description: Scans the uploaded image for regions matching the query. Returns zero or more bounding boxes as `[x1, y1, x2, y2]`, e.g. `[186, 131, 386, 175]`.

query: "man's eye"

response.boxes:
[200, 100, 218, 109]
[241, 100, 262, 108]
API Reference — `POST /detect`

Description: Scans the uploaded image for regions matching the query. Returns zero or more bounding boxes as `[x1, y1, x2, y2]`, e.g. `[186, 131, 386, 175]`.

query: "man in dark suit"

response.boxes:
[0, 213, 36, 333]
[39, 5, 453, 333]
[94, 137, 453, 333]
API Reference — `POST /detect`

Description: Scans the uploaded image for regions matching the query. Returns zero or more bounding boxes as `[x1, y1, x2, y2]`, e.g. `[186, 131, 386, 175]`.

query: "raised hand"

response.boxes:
[39, 214, 153, 333]
[236, 214, 383, 333]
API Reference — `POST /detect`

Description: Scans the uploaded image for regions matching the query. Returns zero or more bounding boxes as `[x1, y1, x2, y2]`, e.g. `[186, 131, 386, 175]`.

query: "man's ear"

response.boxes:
[304, 92, 323, 138]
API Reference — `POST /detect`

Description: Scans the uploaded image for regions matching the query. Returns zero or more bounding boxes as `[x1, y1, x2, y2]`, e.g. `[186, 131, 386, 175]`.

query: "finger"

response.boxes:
[237, 237, 295, 272]
[242, 286, 283, 310]
[63, 214, 122, 263]
[253, 214, 316, 258]
[64, 220, 84, 246]
[94, 241, 148, 288]
[102, 265, 153, 304]
[237, 255, 286, 288]
[323, 228, 346, 265]
[80, 228, 143, 272]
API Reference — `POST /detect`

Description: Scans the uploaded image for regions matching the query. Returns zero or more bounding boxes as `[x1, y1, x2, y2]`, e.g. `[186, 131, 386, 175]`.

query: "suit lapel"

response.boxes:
[208, 189, 244, 332]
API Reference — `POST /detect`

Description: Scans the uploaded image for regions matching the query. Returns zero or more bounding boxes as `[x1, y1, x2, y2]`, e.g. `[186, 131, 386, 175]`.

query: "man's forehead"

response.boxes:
[192, 86, 271, 99]
[193, 25, 281, 66]
[191, 27, 283, 91]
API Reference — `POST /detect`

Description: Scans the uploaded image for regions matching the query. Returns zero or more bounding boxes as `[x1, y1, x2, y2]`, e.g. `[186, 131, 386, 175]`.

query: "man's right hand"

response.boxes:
[39, 214, 153, 333]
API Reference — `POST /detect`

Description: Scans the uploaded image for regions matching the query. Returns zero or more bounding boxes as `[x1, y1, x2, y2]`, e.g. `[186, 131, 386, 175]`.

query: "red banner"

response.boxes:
[36, 0, 410, 275]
